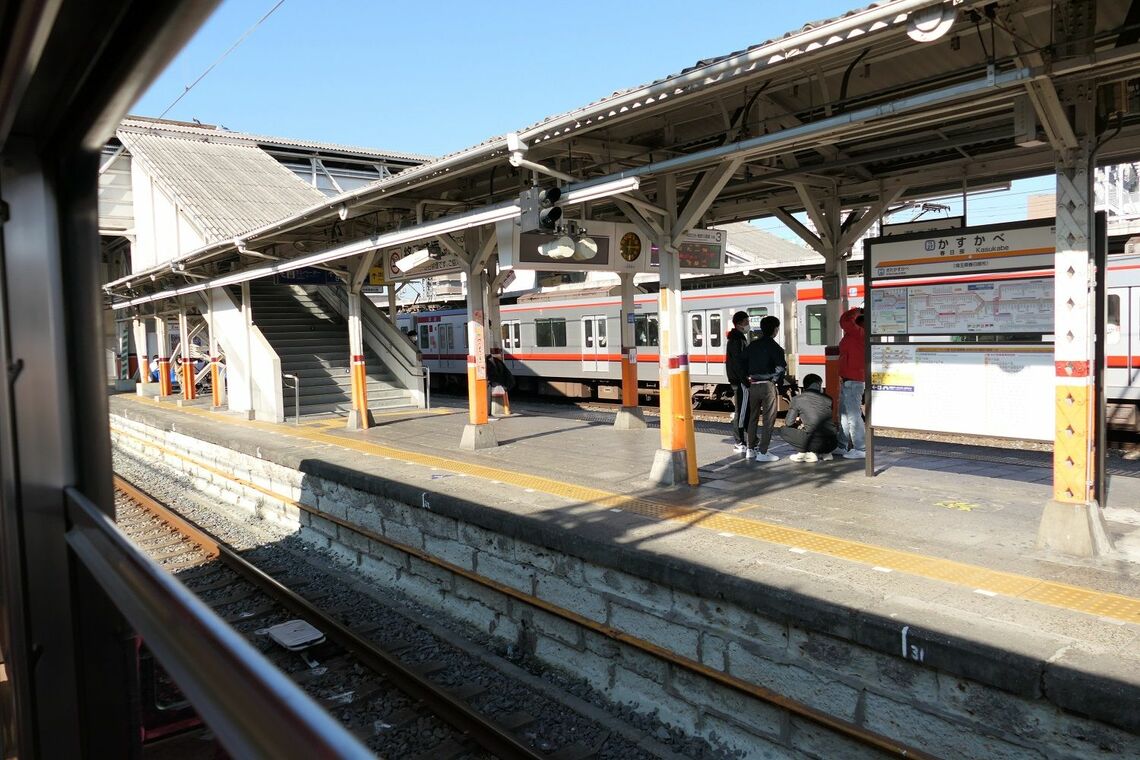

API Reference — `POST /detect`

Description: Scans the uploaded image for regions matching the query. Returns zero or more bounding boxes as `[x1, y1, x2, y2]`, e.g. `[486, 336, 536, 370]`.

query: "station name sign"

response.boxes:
[867, 219, 1055, 279]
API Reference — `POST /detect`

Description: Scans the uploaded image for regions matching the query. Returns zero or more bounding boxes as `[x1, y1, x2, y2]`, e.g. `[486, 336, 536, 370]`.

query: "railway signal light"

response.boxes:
[519, 186, 562, 233]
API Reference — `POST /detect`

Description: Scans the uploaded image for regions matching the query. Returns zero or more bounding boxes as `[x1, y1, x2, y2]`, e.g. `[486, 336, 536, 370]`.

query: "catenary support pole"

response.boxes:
[614, 272, 647, 430]
[346, 291, 373, 430]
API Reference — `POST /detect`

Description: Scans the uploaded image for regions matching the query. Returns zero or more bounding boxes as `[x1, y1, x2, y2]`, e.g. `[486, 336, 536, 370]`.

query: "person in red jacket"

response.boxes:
[837, 306, 866, 458]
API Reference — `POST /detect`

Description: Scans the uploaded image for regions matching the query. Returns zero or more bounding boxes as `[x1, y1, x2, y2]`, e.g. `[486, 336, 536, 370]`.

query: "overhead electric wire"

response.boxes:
[158, 0, 287, 119]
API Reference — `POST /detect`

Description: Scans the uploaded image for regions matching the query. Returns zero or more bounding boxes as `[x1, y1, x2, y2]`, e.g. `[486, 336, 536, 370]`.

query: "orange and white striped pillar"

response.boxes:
[154, 315, 172, 398]
[178, 307, 196, 401]
[1038, 106, 1109, 556]
[207, 290, 223, 409]
[650, 230, 698, 485]
[346, 291, 373, 430]
[823, 250, 849, 423]
[614, 272, 647, 430]
[460, 264, 497, 450]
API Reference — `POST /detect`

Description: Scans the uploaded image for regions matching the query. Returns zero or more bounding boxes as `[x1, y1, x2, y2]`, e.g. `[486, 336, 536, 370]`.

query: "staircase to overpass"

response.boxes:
[248, 283, 416, 417]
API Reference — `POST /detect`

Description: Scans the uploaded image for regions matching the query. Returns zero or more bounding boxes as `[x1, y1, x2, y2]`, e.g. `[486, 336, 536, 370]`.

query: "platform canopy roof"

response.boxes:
[108, 0, 1140, 308]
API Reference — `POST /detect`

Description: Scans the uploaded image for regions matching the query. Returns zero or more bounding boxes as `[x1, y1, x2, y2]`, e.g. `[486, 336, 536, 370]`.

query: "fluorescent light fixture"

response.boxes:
[395, 248, 432, 273]
[572, 236, 598, 261]
[561, 177, 640, 205]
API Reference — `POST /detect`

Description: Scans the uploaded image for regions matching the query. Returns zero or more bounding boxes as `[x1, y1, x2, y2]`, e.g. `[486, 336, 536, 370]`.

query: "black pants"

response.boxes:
[730, 383, 747, 444]
[746, 381, 778, 452]
[779, 426, 837, 454]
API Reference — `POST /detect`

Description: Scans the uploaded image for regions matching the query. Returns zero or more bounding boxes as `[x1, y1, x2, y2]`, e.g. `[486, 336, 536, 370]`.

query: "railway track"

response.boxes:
[115, 475, 551, 759]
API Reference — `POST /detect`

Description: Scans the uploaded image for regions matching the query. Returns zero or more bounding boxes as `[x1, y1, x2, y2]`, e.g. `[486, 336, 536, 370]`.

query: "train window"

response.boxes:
[690, 313, 703, 347]
[1107, 294, 1121, 345]
[440, 324, 454, 351]
[418, 325, 430, 350]
[709, 313, 722, 348]
[747, 307, 768, 337]
[806, 305, 827, 346]
[635, 315, 659, 347]
[536, 318, 567, 347]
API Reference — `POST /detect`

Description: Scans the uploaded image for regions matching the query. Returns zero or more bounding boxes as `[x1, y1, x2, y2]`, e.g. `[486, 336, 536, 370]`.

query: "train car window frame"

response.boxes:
[418, 324, 430, 350]
[709, 312, 722, 348]
[634, 314, 659, 347]
[747, 306, 769, 338]
[690, 312, 704, 348]
[805, 305, 827, 346]
[536, 317, 567, 348]
[1107, 293, 1121, 345]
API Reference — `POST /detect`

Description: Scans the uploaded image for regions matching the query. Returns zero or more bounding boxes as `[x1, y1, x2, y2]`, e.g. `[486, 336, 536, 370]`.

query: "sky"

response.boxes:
[132, 0, 1056, 242]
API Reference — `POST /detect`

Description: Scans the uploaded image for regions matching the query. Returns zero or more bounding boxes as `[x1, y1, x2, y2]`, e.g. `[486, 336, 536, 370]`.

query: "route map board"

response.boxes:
[870, 344, 1053, 440]
[870, 277, 1054, 335]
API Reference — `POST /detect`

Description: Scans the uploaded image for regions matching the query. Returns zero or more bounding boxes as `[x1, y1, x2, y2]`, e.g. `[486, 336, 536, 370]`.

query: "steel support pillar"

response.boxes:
[239, 281, 255, 420]
[460, 262, 496, 450]
[177, 306, 196, 401]
[650, 175, 697, 484]
[614, 272, 647, 430]
[130, 317, 148, 385]
[387, 285, 398, 322]
[346, 291, 374, 430]
[206, 291, 223, 409]
[1038, 96, 1111, 556]
[154, 314, 172, 398]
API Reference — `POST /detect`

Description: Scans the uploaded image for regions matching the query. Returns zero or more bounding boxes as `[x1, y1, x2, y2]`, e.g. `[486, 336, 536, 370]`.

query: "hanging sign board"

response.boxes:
[384, 248, 465, 281]
[868, 219, 1054, 279]
[273, 267, 341, 285]
[649, 228, 727, 274]
[497, 220, 649, 273]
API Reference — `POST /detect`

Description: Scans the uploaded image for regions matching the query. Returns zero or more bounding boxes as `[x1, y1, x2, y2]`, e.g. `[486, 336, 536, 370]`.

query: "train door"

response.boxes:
[1106, 288, 1130, 395]
[581, 315, 609, 372]
[687, 310, 723, 375]
[501, 320, 521, 369]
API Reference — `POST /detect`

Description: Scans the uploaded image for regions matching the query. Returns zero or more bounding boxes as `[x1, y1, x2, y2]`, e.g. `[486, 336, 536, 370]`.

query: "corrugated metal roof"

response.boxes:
[120, 116, 433, 162]
[117, 129, 326, 243]
[717, 222, 821, 267]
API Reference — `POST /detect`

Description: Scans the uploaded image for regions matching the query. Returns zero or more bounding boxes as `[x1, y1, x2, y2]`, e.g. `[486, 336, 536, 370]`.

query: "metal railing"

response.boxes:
[282, 373, 300, 425]
[64, 487, 372, 759]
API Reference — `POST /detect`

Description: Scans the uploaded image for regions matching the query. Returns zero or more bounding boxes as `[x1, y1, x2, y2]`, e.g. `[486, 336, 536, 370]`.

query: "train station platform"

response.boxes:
[108, 393, 1140, 755]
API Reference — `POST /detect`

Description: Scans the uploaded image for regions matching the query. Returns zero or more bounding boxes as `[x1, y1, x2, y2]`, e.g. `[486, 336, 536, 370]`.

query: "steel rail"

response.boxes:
[114, 474, 544, 760]
[65, 485, 372, 760]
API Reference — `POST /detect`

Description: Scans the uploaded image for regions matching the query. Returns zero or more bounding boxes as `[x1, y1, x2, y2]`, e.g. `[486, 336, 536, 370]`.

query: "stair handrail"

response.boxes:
[282, 373, 300, 425]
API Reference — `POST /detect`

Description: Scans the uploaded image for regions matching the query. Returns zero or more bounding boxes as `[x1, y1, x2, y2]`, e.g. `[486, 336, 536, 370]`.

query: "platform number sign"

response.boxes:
[900, 625, 926, 663]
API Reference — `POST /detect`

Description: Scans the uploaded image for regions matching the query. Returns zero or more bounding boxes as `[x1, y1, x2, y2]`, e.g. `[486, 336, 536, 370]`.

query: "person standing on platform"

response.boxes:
[836, 306, 867, 459]
[148, 354, 160, 382]
[743, 315, 786, 463]
[725, 311, 751, 455]
[780, 373, 838, 462]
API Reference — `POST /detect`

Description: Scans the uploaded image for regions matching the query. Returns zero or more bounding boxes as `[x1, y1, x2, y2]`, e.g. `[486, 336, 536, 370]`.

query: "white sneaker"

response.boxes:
[754, 452, 779, 463]
[733, 442, 748, 454]
[803, 452, 819, 462]
[816, 452, 833, 461]
[745, 447, 757, 460]
[789, 452, 807, 462]
[843, 448, 866, 459]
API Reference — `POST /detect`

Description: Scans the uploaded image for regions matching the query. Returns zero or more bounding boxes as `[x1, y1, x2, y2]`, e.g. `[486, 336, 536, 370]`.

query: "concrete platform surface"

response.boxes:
[109, 394, 1140, 736]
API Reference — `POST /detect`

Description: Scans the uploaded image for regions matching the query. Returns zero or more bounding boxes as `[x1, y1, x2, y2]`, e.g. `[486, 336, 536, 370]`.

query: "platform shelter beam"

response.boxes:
[1038, 88, 1111, 556]
[614, 272, 647, 430]
[460, 230, 496, 450]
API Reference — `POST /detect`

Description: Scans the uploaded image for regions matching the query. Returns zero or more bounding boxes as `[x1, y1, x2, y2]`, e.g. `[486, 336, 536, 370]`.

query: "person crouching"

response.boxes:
[778, 373, 838, 462]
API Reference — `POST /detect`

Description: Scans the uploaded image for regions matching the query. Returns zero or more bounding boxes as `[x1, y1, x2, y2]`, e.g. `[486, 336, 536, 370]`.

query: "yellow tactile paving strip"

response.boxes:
[120, 397, 1140, 625]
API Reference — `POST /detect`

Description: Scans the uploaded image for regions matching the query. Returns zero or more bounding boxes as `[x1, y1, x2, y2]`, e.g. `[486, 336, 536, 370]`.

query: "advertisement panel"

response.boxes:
[870, 344, 1053, 440]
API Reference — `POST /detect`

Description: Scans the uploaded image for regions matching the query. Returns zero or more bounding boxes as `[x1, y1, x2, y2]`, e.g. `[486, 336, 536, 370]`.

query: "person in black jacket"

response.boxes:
[743, 315, 786, 462]
[724, 311, 750, 453]
[779, 374, 838, 462]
